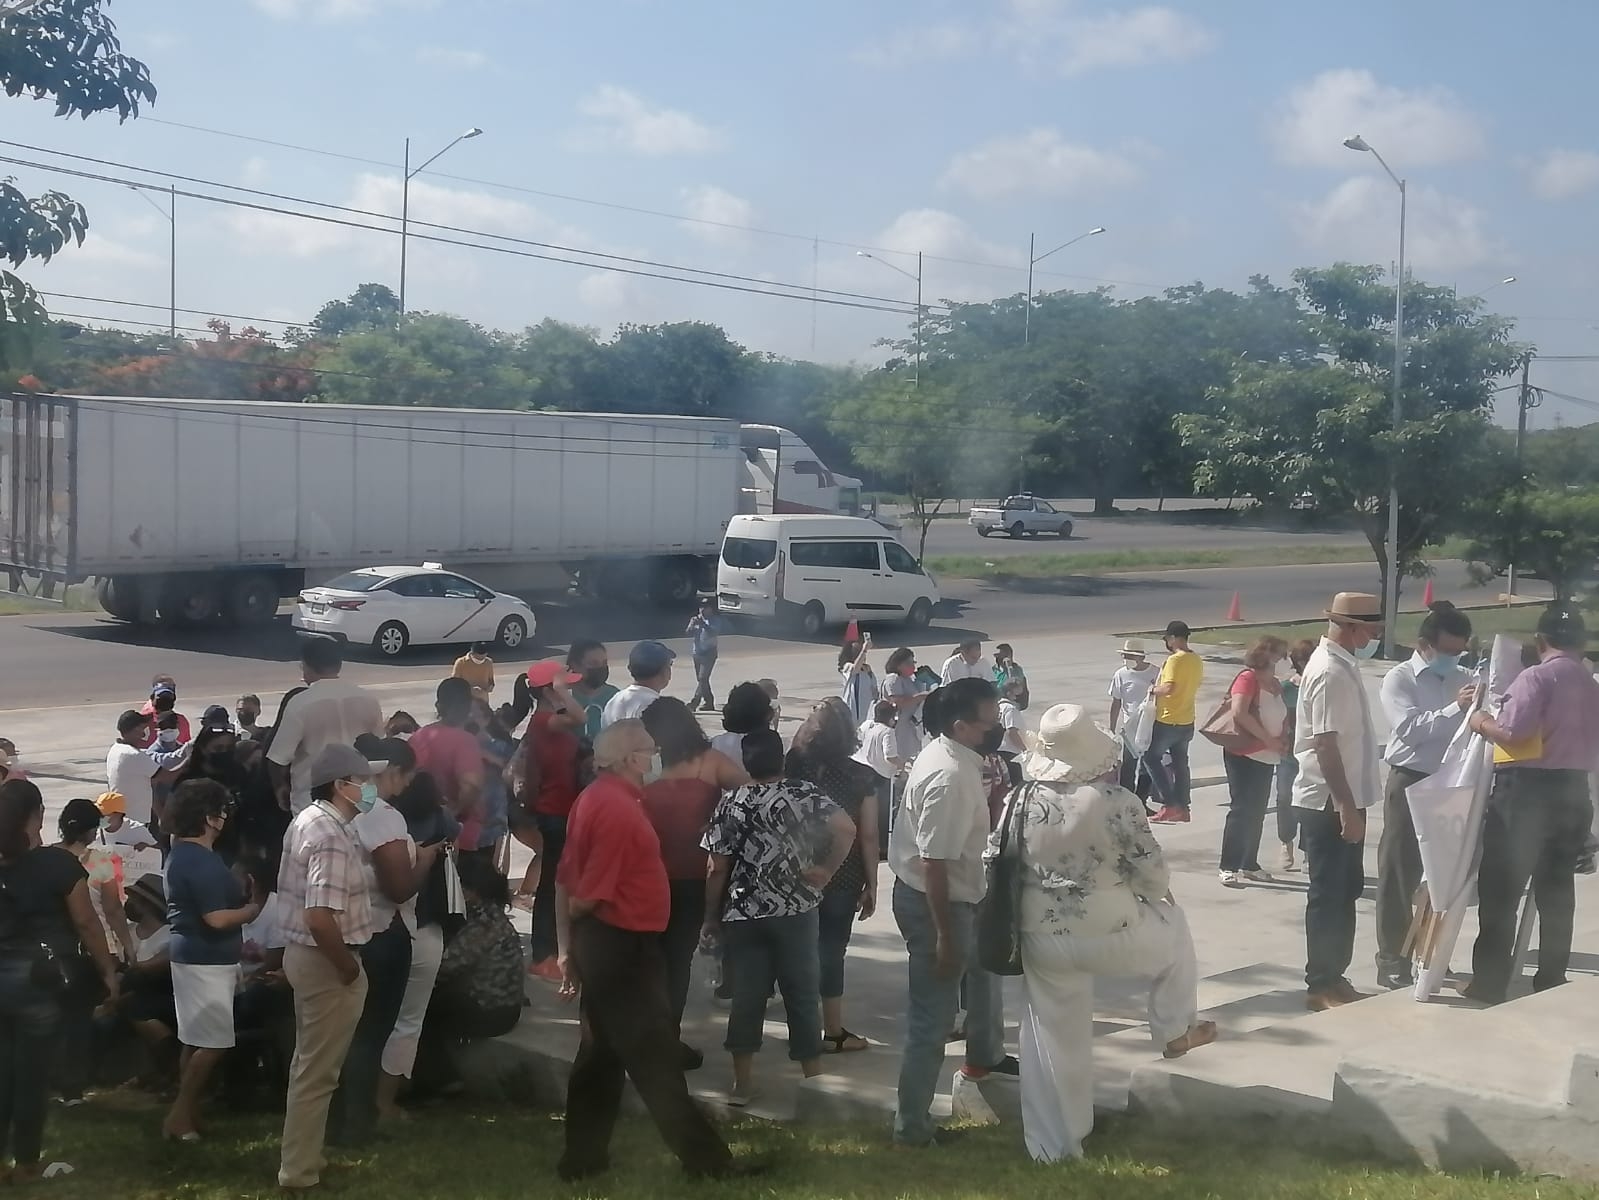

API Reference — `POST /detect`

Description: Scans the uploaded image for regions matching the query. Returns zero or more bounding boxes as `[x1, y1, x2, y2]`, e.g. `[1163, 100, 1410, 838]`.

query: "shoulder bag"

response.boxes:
[1199, 671, 1265, 756]
[977, 782, 1032, 976]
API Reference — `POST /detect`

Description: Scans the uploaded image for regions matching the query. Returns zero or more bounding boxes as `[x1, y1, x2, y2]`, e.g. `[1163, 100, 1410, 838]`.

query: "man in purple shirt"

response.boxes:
[1466, 604, 1599, 1003]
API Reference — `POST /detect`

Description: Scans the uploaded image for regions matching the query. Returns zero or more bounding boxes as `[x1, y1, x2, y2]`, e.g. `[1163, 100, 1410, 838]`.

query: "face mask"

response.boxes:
[581, 667, 609, 690]
[355, 782, 380, 814]
[644, 753, 663, 785]
[158, 729, 179, 747]
[1353, 639, 1381, 661]
[975, 724, 1005, 757]
[1428, 652, 1462, 676]
[237, 711, 257, 727]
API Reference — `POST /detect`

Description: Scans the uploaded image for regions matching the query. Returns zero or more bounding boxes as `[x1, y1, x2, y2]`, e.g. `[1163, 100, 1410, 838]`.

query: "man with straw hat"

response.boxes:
[1292, 592, 1385, 1012]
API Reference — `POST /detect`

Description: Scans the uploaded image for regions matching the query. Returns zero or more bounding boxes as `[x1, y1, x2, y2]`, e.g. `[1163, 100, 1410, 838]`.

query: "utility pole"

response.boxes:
[1507, 352, 1536, 598]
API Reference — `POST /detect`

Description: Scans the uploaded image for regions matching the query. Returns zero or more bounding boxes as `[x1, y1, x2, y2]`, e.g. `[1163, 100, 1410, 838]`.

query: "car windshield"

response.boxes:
[319, 570, 390, 593]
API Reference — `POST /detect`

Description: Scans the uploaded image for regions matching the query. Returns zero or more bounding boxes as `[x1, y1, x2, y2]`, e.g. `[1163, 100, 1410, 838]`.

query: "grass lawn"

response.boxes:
[28, 1092, 1593, 1200]
[0, 583, 100, 617]
[1181, 601, 1547, 650]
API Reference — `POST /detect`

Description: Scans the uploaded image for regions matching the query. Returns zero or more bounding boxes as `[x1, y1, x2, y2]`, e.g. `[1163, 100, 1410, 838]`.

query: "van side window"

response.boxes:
[883, 542, 923, 575]
[790, 540, 880, 570]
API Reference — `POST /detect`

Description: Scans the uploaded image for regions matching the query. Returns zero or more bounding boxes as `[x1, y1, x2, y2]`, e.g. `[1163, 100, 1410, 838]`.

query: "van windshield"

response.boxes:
[722, 537, 777, 570]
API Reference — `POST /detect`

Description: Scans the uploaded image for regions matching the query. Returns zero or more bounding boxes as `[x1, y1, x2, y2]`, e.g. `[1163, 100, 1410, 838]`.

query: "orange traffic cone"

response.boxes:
[1226, 592, 1243, 622]
[1422, 578, 1434, 608]
[844, 619, 860, 645]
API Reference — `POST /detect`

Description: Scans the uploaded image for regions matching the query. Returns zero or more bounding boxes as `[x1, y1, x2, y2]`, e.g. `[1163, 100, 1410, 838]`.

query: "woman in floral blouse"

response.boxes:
[1008, 703, 1216, 1163]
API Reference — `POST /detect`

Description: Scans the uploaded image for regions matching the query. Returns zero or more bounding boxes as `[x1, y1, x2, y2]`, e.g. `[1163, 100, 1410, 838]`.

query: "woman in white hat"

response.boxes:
[1009, 703, 1216, 1162]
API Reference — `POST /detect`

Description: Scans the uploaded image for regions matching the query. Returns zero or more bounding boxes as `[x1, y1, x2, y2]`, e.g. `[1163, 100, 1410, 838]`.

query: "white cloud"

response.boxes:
[1529, 148, 1599, 201]
[416, 46, 488, 71]
[1294, 176, 1504, 273]
[852, 22, 975, 67]
[572, 85, 723, 156]
[1001, 0, 1216, 75]
[252, 0, 432, 19]
[679, 185, 755, 247]
[1271, 69, 1485, 168]
[941, 129, 1140, 200]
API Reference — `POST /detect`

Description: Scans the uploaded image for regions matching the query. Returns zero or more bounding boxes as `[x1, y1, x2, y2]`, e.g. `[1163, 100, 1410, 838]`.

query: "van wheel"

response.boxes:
[373, 622, 409, 658]
[1008, 522, 1025, 539]
[798, 601, 826, 639]
[906, 598, 933, 629]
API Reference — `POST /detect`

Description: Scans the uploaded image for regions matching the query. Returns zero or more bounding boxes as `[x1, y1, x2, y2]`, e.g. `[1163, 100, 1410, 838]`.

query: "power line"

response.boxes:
[40, 291, 299, 329]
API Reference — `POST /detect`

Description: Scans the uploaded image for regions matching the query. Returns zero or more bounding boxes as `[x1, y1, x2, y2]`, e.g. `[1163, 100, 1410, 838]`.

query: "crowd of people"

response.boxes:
[0, 591, 1593, 1185]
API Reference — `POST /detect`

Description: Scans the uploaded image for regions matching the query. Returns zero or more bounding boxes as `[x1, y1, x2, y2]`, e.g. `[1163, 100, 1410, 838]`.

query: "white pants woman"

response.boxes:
[1018, 902, 1200, 1162]
[380, 924, 445, 1093]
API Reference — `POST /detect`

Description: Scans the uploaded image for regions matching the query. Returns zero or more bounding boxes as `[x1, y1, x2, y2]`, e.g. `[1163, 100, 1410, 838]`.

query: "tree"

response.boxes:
[601, 321, 751, 415]
[0, 0, 154, 372]
[1463, 488, 1599, 601]
[309, 283, 401, 338]
[311, 314, 532, 408]
[85, 321, 316, 402]
[1180, 263, 1524, 614]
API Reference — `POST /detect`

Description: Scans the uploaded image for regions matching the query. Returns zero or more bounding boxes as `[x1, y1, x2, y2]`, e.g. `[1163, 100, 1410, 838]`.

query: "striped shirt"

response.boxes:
[276, 800, 372, 948]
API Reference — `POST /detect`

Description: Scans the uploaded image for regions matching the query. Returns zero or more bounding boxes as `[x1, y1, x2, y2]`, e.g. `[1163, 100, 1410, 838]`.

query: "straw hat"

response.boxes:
[1324, 592, 1384, 626]
[1017, 703, 1123, 786]
[1120, 638, 1148, 659]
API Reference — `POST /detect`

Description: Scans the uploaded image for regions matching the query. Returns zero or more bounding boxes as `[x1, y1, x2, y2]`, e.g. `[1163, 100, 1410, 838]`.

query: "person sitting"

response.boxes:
[1010, 704, 1216, 1162]
[92, 873, 177, 1091]
[227, 855, 293, 1108]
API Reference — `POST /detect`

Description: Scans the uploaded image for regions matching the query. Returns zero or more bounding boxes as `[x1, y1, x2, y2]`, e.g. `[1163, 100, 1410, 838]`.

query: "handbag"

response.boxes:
[1199, 672, 1265, 755]
[442, 844, 466, 917]
[977, 783, 1032, 977]
[1122, 697, 1156, 756]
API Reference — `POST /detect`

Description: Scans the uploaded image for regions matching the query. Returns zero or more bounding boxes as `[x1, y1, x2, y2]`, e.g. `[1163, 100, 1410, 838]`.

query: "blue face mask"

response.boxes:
[356, 782, 380, 814]
[1352, 639, 1381, 661]
[1428, 651, 1462, 675]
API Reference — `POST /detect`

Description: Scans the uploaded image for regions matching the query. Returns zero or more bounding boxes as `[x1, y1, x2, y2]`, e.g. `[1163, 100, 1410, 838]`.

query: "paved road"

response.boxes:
[915, 510, 1364, 558]
[0, 559, 1520, 711]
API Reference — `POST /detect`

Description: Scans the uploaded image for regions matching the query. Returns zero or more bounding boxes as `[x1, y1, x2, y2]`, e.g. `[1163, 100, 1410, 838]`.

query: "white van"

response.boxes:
[716, 514, 940, 637]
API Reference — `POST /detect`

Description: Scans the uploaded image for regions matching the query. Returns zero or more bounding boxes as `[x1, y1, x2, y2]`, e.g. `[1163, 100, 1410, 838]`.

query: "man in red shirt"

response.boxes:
[409, 678, 486, 848]
[554, 720, 751, 1183]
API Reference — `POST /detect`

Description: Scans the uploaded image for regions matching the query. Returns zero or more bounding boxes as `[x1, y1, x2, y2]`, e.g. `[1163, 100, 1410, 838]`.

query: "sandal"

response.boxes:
[1163, 1020, 1219, 1060]
[823, 1029, 869, 1053]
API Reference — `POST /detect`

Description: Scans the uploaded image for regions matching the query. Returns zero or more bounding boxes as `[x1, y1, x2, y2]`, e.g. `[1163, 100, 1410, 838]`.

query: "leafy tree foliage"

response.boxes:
[308, 282, 400, 338]
[1463, 488, 1599, 600]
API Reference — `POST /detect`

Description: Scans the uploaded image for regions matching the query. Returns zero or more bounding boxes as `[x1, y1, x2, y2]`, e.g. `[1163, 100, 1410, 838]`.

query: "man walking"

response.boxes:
[276, 743, 382, 1194]
[888, 676, 1010, 1148]
[269, 637, 385, 814]
[553, 720, 751, 1182]
[1146, 621, 1203, 824]
[1375, 602, 1475, 989]
[1293, 592, 1384, 1012]
[686, 599, 724, 713]
[1465, 604, 1599, 1003]
[600, 640, 675, 728]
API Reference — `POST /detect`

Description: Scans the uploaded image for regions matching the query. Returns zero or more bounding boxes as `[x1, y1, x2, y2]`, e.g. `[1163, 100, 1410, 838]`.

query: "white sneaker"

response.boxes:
[949, 1069, 999, 1126]
[1218, 870, 1244, 888]
[1240, 869, 1276, 883]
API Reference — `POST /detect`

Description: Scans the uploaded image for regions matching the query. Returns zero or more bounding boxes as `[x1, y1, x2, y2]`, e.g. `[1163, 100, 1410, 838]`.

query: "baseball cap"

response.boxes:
[309, 743, 387, 788]
[526, 659, 583, 689]
[1163, 620, 1191, 639]
[200, 704, 234, 732]
[95, 791, 126, 816]
[151, 683, 176, 699]
[627, 640, 676, 676]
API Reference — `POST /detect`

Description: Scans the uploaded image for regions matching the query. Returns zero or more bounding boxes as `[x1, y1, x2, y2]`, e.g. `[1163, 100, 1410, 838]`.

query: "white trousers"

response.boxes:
[1018, 902, 1199, 1163]
[381, 922, 445, 1078]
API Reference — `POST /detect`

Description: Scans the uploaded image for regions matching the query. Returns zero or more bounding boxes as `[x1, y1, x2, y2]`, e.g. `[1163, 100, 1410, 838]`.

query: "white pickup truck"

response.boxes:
[968, 494, 1075, 539]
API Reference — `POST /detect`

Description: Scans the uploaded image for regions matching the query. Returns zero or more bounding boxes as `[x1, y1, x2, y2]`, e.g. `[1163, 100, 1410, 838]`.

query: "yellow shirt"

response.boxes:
[451, 654, 496, 696]
[1155, 649, 1203, 726]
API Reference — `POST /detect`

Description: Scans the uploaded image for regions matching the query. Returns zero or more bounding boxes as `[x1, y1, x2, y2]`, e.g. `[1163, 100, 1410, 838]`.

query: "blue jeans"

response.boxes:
[0, 956, 62, 1167]
[891, 879, 1002, 1146]
[817, 885, 860, 1001]
[1275, 753, 1300, 845]
[1142, 721, 1194, 810]
[721, 909, 823, 1061]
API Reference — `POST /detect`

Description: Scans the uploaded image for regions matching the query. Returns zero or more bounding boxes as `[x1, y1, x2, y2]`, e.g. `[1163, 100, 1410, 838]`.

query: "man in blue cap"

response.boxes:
[600, 640, 676, 729]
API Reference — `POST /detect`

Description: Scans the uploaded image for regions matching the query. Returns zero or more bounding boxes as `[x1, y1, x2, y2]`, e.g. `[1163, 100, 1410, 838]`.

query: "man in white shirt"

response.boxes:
[888, 677, 1008, 1148]
[1374, 603, 1476, 989]
[600, 640, 675, 728]
[996, 679, 1027, 786]
[1292, 592, 1386, 1012]
[268, 636, 384, 814]
[854, 701, 903, 851]
[106, 709, 190, 825]
[939, 638, 985, 685]
[1107, 639, 1159, 801]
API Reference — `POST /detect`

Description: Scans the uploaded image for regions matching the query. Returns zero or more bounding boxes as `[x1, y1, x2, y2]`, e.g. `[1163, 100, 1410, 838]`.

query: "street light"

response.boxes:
[1343, 133, 1405, 656]
[129, 184, 176, 337]
[857, 249, 923, 387]
[399, 127, 483, 317]
[1025, 226, 1105, 345]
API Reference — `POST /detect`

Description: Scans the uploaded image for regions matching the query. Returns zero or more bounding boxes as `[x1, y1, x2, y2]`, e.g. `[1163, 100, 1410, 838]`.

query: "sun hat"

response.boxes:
[1017, 703, 1123, 786]
[95, 791, 127, 816]
[1324, 592, 1384, 626]
[125, 873, 166, 915]
[1120, 638, 1148, 659]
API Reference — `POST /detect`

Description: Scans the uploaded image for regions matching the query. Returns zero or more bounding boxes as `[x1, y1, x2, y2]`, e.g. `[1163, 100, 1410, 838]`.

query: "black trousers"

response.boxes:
[1219, 753, 1273, 872]
[329, 916, 411, 1145]
[561, 917, 730, 1178]
[1374, 765, 1427, 970]
[1470, 768, 1594, 1003]
[1301, 805, 1366, 992]
[661, 879, 707, 1033]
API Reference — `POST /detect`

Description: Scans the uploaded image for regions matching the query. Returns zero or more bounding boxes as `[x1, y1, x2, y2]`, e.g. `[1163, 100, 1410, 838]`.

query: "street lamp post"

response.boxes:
[1343, 134, 1405, 656]
[130, 184, 176, 337]
[1025, 226, 1105, 345]
[857, 249, 923, 387]
[399, 127, 483, 317]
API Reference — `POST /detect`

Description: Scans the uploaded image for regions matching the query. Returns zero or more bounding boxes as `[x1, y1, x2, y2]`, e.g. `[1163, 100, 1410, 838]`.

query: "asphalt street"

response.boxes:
[0, 558, 1516, 711]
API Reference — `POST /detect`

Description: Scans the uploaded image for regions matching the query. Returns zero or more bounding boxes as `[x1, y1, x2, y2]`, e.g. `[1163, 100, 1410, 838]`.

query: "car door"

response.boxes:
[787, 539, 846, 618]
[435, 574, 498, 643]
[380, 573, 448, 641]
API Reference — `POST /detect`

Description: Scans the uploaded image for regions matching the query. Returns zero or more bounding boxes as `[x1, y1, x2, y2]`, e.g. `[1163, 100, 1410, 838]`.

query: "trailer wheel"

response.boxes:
[97, 576, 143, 622]
[649, 558, 698, 607]
[161, 575, 221, 626]
[373, 622, 409, 658]
[906, 598, 934, 630]
[226, 574, 279, 629]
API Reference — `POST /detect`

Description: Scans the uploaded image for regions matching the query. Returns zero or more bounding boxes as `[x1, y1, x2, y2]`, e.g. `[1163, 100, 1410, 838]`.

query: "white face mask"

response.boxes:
[158, 729, 179, 747]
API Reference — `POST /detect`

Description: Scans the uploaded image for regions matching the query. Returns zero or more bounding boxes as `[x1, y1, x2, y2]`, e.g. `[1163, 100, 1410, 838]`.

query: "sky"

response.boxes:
[9, 0, 1599, 429]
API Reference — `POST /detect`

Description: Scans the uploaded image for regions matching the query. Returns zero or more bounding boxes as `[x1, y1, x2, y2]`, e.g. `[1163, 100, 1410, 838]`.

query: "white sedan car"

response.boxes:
[293, 565, 535, 658]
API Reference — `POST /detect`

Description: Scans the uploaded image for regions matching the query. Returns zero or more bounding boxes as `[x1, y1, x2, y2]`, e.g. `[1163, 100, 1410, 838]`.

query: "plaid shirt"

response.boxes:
[276, 800, 372, 948]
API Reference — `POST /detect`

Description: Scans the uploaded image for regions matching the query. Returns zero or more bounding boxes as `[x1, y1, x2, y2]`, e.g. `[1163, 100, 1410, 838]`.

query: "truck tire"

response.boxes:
[906, 598, 933, 630]
[97, 576, 143, 622]
[373, 621, 409, 658]
[797, 601, 827, 639]
[1056, 521, 1073, 539]
[495, 616, 528, 652]
[225, 573, 279, 629]
[649, 558, 698, 608]
[1008, 522, 1025, 539]
[976, 525, 992, 537]
[161, 574, 221, 626]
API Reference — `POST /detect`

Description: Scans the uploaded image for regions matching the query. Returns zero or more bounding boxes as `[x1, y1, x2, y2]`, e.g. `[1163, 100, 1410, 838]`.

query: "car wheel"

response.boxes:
[373, 621, 409, 658]
[1008, 522, 1025, 539]
[496, 616, 528, 651]
[976, 526, 991, 538]
[906, 598, 933, 630]
[1057, 521, 1073, 539]
[225, 573, 279, 628]
[798, 601, 826, 639]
